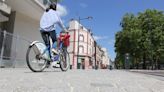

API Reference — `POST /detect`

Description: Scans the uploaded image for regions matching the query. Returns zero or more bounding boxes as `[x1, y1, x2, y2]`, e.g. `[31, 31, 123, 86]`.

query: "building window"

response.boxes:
[79, 45, 84, 53]
[79, 34, 84, 42]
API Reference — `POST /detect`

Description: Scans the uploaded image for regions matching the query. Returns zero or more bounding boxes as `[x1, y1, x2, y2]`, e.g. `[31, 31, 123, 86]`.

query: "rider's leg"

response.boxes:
[49, 30, 58, 67]
[40, 31, 51, 58]
[49, 30, 58, 54]
[49, 30, 57, 48]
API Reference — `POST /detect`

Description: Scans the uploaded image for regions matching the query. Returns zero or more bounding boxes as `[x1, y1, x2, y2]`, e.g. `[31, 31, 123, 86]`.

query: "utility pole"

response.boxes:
[94, 41, 97, 70]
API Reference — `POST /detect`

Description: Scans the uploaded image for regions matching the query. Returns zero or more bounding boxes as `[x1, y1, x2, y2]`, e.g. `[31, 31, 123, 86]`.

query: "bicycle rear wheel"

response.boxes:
[26, 44, 47, 72]
[59, 47, 70, 71]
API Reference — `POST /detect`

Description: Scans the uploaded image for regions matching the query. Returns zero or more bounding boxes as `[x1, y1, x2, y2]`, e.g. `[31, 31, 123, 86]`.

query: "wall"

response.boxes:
[10, 12, 42, 67]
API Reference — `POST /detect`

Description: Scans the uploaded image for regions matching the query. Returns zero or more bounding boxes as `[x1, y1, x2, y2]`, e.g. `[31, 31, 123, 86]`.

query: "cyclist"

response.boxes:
[40, 2, 67, 67]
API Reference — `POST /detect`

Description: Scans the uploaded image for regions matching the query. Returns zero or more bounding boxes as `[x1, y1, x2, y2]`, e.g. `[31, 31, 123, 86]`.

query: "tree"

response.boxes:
[138, 9, 164, 69]
[115, 9, 164, 69]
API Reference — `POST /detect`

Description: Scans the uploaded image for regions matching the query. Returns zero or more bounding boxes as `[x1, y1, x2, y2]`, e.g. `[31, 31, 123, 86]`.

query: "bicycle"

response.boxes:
[26, 31, 70, 72]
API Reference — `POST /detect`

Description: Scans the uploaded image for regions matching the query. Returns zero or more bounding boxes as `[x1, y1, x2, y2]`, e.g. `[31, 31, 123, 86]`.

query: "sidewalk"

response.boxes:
[0, 68, 164, 92]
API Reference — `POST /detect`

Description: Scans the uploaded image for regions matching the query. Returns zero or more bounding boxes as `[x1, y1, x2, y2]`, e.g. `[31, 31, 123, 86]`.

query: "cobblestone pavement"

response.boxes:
[0, 68, 164, 92]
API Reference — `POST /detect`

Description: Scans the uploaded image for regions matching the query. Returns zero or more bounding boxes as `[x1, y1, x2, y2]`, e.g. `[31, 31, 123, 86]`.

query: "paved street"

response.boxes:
[130, 70, 164, 77]
[0, 68, 164, 92]
[130, 70, 164, 81]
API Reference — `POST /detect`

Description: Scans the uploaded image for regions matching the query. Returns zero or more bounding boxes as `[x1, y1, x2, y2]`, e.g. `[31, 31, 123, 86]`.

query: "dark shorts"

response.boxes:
[40, 30, 57, 47]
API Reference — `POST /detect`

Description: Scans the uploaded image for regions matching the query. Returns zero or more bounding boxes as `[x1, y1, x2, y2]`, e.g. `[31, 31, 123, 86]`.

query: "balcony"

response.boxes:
[34, 0, 57, 9]
[34, 0, 50, 10]
[0, 0, 11, 14]
[4, 0, 52, 20]
[1, 0, 56, 21]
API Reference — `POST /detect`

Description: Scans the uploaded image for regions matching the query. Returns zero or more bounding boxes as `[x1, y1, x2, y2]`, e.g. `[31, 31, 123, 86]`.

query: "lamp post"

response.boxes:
[125, 53, 130, 69]
[77, 16, 93, 69]
[94, 41, 97, 70]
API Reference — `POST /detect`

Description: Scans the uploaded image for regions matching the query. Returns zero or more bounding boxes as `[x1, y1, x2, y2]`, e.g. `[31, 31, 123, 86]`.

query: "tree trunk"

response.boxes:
[158, 59, 160, 69]
[143, 54, 146, 69]
[155, 58, 159, 70]
[151, 60, 154, 70]
[135, 58, 139, 69]
[136, 62, 139, 69]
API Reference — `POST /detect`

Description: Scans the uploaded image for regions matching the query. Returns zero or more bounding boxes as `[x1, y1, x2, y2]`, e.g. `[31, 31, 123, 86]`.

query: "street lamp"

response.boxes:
[77, 16, 93, 69]
[78, 16, 93, 23]
[125, 53, 130, 69]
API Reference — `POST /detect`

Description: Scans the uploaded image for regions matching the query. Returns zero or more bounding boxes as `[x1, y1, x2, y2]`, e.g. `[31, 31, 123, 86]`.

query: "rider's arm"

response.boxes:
[56, 12, 67, 31]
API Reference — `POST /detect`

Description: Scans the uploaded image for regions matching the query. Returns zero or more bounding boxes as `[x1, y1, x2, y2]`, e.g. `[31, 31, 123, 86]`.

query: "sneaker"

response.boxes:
[52, 48, 59, 55]
[51, 61, 58, 68]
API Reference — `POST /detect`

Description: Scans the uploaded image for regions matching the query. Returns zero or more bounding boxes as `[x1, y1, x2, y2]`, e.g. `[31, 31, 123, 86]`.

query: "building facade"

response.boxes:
[95, 45, 103, 69]
[101, 48, 110, 69]
[0, 0, 50, 67]
[68, 20, 95, 69]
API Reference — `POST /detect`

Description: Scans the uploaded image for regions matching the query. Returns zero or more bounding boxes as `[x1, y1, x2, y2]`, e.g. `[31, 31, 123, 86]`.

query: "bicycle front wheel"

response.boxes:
[59, 47, 70, 71]
[26, 44, 47, 72]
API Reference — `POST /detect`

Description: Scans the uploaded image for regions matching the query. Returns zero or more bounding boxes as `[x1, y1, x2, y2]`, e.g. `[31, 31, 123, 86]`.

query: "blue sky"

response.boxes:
[58, 0, 164, 61]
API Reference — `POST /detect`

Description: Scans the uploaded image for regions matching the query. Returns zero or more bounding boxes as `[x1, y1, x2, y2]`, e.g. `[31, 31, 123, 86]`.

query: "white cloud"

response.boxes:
[93, 35, 108, 41]
[108, 39, 115, 45]
[80, 3, 88, 8]
[57, 4, 68, 17]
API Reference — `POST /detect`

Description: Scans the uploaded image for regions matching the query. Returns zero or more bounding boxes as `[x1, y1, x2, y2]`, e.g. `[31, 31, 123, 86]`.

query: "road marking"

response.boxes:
[122, 88, 128, 92]
[67, 83, 74, 92]
[97, 87, 100, 92]
[70, 86, 74, 92]
[67, 83, 70, 87]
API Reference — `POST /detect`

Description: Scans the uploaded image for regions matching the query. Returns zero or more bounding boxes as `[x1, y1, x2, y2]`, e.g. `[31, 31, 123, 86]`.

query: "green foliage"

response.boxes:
[115, 9, 164, 69]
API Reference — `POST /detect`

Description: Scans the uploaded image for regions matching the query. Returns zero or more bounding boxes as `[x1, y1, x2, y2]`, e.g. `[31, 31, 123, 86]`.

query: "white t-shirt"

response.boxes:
[40, 9, 65, 31]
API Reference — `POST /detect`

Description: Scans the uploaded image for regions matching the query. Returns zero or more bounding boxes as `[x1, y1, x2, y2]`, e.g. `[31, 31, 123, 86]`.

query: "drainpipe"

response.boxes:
[0, 30, 6, 68]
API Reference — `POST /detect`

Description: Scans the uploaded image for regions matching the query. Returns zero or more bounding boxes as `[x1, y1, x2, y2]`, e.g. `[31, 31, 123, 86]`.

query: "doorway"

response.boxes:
[77, 58, 85, 69]
[81, 59, 85, 69]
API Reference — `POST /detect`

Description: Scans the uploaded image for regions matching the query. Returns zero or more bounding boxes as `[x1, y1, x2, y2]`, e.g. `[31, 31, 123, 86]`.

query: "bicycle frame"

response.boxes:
[26, 32, 70, 72]
[30, 32, 70, 62]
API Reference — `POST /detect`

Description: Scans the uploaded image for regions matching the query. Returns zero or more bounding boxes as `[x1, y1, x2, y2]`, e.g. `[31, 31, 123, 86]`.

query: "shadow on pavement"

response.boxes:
[24, 70, 62, 73]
